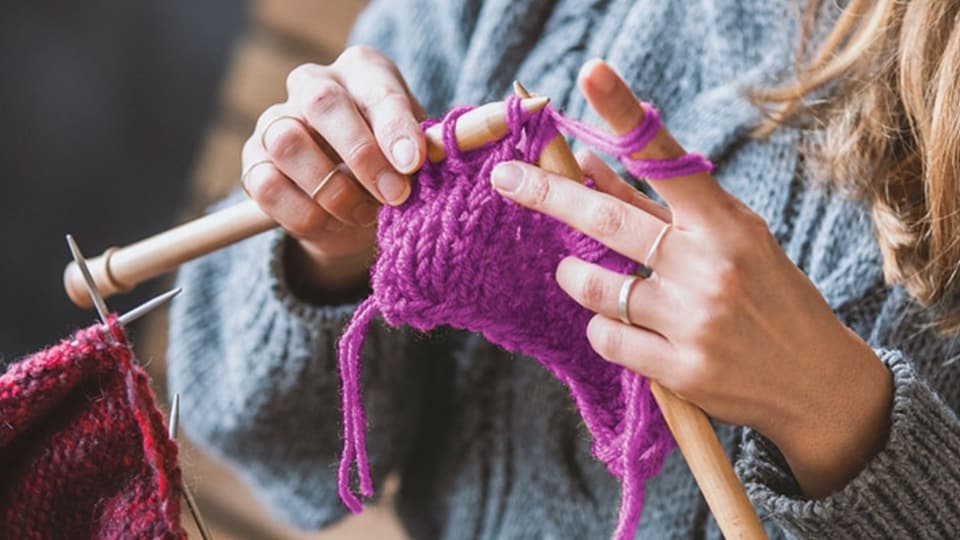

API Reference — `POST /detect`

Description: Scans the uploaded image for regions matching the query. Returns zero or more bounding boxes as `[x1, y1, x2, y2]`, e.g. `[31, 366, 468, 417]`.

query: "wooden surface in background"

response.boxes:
[144, 1, 410, 538]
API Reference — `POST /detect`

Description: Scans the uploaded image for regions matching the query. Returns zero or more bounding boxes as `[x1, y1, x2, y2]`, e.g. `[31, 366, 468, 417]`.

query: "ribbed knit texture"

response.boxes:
[1, 317, 185, 539]
[167, 1, 960, 538]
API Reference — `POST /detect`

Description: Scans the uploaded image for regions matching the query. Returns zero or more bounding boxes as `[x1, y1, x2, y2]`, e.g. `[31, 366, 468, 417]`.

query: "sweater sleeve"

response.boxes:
[736, 290, 960, 538]
[166, 201, 427, 529]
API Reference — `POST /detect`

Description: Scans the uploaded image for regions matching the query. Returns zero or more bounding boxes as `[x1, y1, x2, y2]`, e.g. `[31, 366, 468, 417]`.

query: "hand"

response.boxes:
[491, 59, 894, 498]
[241, 46, 427, 293]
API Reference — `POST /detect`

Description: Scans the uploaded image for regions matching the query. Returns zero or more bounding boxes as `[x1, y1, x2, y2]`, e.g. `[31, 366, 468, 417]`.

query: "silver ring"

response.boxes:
[260, 115, 305, 150]
[618, 275, 642, 325]
[644, 223, 673, 268]
[311, 163, 349, 200]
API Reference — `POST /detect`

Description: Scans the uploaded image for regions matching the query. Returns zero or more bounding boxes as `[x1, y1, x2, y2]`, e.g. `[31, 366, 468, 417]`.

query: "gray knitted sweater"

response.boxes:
[167, 0, 960, 538]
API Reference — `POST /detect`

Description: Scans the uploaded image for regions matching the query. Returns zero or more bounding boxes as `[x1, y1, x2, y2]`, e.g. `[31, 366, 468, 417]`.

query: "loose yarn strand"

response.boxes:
[336, 296, 380, 512]
[549, 101, 714, 179]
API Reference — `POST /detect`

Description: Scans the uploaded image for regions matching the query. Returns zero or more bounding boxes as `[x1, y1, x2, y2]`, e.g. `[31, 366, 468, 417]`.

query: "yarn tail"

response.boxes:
[336, 297, 379, 513]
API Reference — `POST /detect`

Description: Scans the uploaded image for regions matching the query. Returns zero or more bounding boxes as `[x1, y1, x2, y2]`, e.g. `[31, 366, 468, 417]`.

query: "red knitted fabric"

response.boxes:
[0, 317, 186, 539]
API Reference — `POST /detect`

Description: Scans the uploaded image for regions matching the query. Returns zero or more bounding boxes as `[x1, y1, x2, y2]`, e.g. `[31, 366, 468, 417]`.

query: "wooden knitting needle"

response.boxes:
[63, 96, 551, 308]
[513, 82, 767, 540]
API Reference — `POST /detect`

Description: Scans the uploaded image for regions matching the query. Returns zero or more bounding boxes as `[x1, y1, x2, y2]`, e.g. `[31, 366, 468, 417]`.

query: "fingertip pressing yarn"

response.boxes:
[336, 96, 712, 539]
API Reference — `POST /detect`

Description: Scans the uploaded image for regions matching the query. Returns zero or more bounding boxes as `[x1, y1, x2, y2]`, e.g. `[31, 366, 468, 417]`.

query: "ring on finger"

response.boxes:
[240, 159, 273, 196]
[311, 163, 350, 200]
[643, 223, 673, 269]
[260, 114, 306, 151]
[617, 275, 643, 326]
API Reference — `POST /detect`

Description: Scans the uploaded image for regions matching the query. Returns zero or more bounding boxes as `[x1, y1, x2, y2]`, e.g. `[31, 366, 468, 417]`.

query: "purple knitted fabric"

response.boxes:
[336, 97, 712, 539]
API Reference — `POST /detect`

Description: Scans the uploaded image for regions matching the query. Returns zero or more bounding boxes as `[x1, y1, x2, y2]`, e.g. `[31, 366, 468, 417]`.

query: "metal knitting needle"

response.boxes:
[66, 234, 111, 324]
[118, 288, 182, 326]
[68, 235, 182, 327]
[169, 393, 180, 439]
[169, 394, 213, 540]
[70, 235, 204, 534]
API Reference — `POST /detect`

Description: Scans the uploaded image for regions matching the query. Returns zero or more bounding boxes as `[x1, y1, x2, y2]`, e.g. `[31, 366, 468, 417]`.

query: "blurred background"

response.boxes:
[1, 0, 406, 538]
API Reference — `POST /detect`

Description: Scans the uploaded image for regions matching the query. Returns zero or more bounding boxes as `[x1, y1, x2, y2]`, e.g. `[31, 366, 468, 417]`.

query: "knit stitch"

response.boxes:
[0, 317, 185, 540]
[337, 97, 708, 540]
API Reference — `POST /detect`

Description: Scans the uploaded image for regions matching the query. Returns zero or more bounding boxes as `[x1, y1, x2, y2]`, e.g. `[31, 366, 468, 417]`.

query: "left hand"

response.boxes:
[491, 59, 894, 498]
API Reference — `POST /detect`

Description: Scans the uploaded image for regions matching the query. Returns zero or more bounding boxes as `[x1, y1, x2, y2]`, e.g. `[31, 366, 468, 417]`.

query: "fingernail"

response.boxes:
[391, 137, 417, 172]
[377, 171, 410, 205]
[352, 201, 379, 226]
[325, 218, 345, 232]
[491, 163, 523, 193]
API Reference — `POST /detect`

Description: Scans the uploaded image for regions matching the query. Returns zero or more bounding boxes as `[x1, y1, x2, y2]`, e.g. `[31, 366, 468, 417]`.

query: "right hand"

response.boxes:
[241, 46, 426, 292]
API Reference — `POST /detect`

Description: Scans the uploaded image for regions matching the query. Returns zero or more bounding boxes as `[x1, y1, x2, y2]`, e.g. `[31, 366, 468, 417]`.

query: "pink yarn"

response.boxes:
[336, 97, 712, 539]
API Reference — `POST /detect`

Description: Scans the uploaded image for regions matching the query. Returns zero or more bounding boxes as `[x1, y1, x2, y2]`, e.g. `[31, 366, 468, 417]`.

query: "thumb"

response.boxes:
[578, 59, 726, 227]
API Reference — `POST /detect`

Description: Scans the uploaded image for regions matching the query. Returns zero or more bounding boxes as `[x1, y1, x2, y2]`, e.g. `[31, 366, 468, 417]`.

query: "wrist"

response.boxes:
[771, 333, 893, 498]
[284, 237, 373, 303]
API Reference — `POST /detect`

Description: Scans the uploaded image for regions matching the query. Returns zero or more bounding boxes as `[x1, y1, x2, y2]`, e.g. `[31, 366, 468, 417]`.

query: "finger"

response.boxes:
[578, 58, 725, 224]
[335, 46, 426, 174]
[313, 167, 381, 228]
[293, 74, 411, 206]
[260, 116, 379, 226]
[241, 140, 344, 238]
[491, 161, 677, 267]
[586, 314, 673, 382]
[556, 256, 672, 334]
[575, 148, 672, 223]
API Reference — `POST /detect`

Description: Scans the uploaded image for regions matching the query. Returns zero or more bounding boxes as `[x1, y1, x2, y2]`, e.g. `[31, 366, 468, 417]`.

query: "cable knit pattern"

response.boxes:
[1, 318, 185, 539]
[167, 1, 960, 538]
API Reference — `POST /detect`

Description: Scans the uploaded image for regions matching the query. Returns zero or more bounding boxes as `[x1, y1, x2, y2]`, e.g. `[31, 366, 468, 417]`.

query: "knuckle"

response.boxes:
[255, 104, 286, 132]
[742, 211, 769, 233]
[362, 87, 407, 113]
[344, 138, 380, 167]
[676, 353, 713, 393]
[241, 137, 260, 162]
[305, 80, 347, 116]
[245, 165, 283, 203]
[286, 63, 325, 92]
[527, 174, 552, 207]
[338, 45, 382, 66]
[586, 200, 626, 237]
[711, 260, 740, 296]
[688, 304, 728, 349]
[591, 320, 623, 359]
[579, 272, 607, 307]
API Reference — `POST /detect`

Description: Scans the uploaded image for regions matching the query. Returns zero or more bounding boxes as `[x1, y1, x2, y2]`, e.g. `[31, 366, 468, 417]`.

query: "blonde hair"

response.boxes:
[755, 0, 960, 332]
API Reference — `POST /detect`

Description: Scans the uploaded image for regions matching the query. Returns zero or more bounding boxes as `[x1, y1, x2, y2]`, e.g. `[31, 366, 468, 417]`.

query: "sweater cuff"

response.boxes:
[736, 349, 960, 538]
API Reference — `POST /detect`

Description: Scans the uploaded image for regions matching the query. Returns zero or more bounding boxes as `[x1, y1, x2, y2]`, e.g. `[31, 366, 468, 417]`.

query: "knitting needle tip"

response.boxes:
[167, 394, 213, 540]
[519, 95, 549, 113]
[65, 234, 111, 325]
[168, 393, 180, 439]
[513, 80, 532, 98]
[118, 287, 182, 327]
